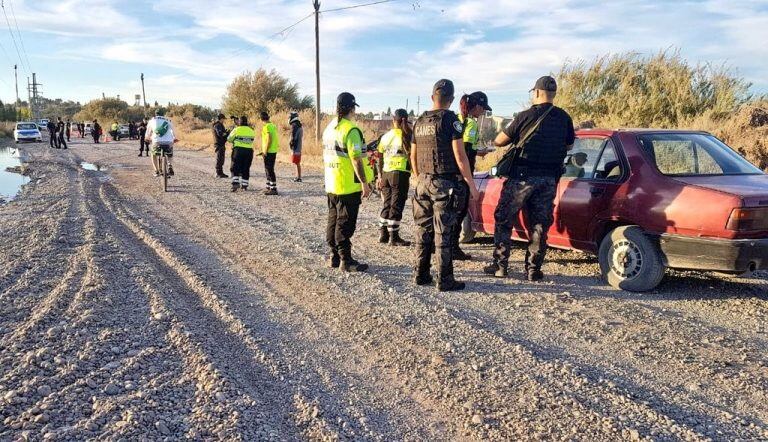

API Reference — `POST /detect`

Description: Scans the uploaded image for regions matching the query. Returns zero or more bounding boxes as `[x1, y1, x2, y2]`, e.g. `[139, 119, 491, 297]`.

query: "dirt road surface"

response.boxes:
[1, 138, 767, 441]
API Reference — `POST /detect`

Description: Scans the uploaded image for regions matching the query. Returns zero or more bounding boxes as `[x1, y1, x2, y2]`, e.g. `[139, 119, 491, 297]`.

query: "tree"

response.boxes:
[222, 69, 314, 118]
[408, 109, 415, 117]
[385, 107, 392, 116]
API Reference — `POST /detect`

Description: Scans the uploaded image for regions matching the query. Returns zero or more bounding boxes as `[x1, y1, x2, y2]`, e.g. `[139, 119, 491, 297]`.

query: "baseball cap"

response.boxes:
[531, 75, 557, 92]
[337, 92, 359, 108]
[432, 79, 455, 97]
[469, 91, 492, 111]
[394, 108, 408, 119]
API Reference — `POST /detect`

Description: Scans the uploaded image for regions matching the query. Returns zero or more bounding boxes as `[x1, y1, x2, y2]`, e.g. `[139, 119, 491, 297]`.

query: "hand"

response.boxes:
[376, 178, 383, 190]
[468, 184, 480, 201]
[362, 183, 372, 199]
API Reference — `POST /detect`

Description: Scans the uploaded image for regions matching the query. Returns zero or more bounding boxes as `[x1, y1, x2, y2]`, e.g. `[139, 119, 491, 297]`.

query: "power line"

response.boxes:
[7, 0, 31, 71]
[320, 0, 398, 13]
[0, 0, 27, 73]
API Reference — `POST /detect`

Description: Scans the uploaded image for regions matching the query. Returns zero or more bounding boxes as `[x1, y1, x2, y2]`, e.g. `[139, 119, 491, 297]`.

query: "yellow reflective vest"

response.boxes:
[377, 128, 410, 173]
[262, 122, 279, 154]
[459, 114, 479, 150]
[323, 117, 373, 195]
[227, 125, 256, 149]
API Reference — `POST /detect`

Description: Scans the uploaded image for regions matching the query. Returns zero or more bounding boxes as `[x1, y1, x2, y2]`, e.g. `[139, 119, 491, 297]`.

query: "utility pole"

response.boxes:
[405, 98, 408, 113]
[13, 64, 19, 105]
[416, 96, 420, 116]
[313, 0, 321, 141]
[140, 73, 147, 108]
[27, 73, 41, 120]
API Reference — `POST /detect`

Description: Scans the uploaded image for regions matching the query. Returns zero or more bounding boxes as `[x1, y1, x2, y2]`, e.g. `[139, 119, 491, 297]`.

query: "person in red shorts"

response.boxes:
[289, 112, 304, 182]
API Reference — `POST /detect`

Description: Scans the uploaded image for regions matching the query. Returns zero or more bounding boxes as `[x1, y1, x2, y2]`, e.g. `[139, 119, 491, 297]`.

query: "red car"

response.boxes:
[468, 129, 768, 291]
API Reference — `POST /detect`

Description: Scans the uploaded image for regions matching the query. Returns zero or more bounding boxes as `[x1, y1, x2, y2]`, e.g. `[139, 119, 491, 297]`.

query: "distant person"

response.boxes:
[212, 113, 229, 178]
[81, 122, 86, 138]
[227, 115, 256, 192]
[92, 120, 101, 144]
[289, 112, 303, 182]
[375, 108, 412, 247]
[146, 109, 176, 177]
[56, 117, 68, 149]
[260, 111, 279, 195]
[138, 118, 148, 156]
[65, 119, 72, 142]
[484, 75, 575, 281]
[46, 120, 57, 148]
[110, 121, 119, 141]
[322, 92, 371, 272]
[128, 121, 136, 140]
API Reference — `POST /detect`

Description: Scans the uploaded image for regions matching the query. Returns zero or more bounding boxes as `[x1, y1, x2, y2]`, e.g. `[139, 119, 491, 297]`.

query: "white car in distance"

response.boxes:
[14, 122, 43, 143]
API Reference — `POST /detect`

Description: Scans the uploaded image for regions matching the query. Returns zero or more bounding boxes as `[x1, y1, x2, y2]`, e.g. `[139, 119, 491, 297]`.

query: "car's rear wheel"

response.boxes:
[598, 226, 665, 292]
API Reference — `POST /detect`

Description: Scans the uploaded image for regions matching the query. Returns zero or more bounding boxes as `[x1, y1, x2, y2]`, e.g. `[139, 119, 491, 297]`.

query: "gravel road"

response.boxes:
[1, 138, 767, 441]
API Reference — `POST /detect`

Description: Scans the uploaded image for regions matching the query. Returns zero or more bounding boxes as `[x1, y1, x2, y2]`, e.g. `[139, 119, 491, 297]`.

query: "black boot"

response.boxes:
[453, 247, 472, 261]
[413, 246, 432, 285]
[389, 229, 410, 247]
[483, 262, 508, 278]
[378, 226, 390, 244]
[436, 279, 466, 291]
[327, 252, 341, 269]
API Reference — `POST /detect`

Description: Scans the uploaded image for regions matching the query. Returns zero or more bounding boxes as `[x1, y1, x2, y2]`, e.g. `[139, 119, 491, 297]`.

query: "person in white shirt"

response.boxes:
[145, 109, 177, 177]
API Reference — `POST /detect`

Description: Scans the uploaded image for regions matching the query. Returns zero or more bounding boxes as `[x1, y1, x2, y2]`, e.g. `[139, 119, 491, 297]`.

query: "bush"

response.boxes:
[222, 69, 314, 118]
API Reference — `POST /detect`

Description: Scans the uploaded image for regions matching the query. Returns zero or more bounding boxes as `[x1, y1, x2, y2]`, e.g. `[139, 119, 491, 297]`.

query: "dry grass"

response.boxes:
[0, 122, 14, 139]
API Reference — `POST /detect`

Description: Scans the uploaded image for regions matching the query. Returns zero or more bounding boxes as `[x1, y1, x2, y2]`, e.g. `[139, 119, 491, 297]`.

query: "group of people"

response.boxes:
[45, 118, 86, 149]
[321, 75, 574, 291]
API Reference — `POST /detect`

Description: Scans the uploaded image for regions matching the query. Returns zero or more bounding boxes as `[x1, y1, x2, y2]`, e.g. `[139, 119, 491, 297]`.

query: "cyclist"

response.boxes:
[145, 109, 176, 177]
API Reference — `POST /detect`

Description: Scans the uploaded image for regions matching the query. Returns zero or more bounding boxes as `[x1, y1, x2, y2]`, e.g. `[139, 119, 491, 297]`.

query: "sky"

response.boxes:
[2, 0, 768, 116]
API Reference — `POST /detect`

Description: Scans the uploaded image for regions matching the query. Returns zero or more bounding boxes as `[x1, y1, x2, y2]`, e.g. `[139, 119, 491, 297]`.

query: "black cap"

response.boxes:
[531, 75, 557, 92]
[469, 91, 492, 111]
[394, 108, 408, 119]
[432, 79, 454, 97]
[337, 92, 359, 108]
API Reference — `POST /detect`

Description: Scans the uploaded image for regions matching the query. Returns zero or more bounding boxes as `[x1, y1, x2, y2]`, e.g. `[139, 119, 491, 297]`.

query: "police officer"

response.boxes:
[227, 115, 256, 192]
[138, 118, 148, 156]
[323, 92, 372, 272]
[411, 79, 479, 291]
[65, 119, 72, 142]
[484, 75, 575, 281]
[452, 91, 492, 260]
[92, 120, 102, 144]
[56, 117, 68, 149]
[212, 113, 229, 177]
[260, 111, 279, 195]
[376, 108, 412, 247]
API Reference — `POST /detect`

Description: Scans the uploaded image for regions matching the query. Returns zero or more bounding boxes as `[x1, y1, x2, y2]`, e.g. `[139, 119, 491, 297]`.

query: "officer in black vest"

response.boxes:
[484, 76, 575, 281]
[212, 113, 229, 177]
[411, 79, 479, 291]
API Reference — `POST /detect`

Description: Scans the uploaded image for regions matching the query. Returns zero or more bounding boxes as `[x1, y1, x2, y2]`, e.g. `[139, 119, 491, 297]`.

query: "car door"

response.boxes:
[553, 137, 628, 251]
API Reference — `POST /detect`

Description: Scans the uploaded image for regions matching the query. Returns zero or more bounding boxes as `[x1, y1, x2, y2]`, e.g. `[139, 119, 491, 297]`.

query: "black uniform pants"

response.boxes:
[413, 174, 466, 283]
[66, 130, 71, 142]
[139, 138, 149, 154]
[492, 176, 558, 271]
[214, 145, 226, 174]
[452, 148, 478, 249]
[326, 192, 362, 261]
[230, 147, 254, 187]
[57, 133, 67, 149]
[93, 132, 100, 144]
[49, 132, 57, 148]
[379, 170, 410, 231]
[264, 152, 277, 189]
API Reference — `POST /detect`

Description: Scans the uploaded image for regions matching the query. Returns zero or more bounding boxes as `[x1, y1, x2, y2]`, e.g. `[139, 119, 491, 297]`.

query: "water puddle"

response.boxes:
[0, 146, 29, 202]
[80, 162, 104, 171]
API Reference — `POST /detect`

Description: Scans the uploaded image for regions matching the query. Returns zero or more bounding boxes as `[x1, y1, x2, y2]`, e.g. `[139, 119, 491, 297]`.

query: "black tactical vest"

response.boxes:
[519, 108, 568, 169]
[414, 110, 459, 175]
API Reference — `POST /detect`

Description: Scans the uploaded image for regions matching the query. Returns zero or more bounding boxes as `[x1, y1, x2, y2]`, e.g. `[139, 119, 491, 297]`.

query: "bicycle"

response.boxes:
[152, 143, 173, 192]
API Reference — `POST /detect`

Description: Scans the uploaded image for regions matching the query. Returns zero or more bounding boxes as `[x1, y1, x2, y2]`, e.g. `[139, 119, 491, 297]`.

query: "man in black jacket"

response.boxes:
[92, 120, 101, 144]
[56, 117, 68, 149]
[47, 120, 58, 148]
[212, 114, 229, 177]
[138, 119, 148, 156]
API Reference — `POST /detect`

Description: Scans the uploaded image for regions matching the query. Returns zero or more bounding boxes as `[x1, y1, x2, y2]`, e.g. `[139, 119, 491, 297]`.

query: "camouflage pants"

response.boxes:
[413, 175, 466, 283]
[492, 176, 558, 271]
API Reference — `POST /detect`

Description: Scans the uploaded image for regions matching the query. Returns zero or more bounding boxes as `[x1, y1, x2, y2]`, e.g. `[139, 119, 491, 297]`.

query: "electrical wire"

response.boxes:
[320, 0, 398, 13]
[0, 0, 27, 73]
[7, 0, 31, 72]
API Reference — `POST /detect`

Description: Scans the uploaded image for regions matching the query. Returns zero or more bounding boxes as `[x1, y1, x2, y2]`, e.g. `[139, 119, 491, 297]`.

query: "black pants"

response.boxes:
[264, 152, 277, 190]
[326, 192, 362, 261]
[49, 132, 57, 148]
[492, 176, 558, 271]
[58, 133, 67, 149]
[139, 138, 149, 154]
[93, 133, 100, 144]
[66, 130, 71, 142]
[215, 145, 226, 175]
[379, 170, 410, 232]
[452, 148, 478, 248]
[230, 147, 254, 187]
[413, 175, 465, 284]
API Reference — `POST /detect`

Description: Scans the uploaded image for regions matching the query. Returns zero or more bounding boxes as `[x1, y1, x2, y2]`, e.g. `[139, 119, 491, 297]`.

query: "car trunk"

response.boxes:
[672, 174, 768, 207]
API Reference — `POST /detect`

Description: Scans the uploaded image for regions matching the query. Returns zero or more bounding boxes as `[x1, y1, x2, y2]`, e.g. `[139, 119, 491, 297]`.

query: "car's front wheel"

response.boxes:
[598, 226, 665, 292]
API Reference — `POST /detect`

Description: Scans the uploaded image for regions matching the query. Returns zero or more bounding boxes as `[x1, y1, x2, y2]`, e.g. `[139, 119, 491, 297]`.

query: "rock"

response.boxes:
[153, 313, 166, 321]
[155, 421, 171, 435]
[86, 421, 99, 431]
[86, 378, 98, 389]
[37, 385, 52, 397]
[46, 326, 62, 338]
[471, 414, 484, 426]
[3, 390, 16, 402]
[104, 383, 120, 395]
[629, 428, 641, 440]
[34, 413, 49, 424]
[111, 346, 122, 355]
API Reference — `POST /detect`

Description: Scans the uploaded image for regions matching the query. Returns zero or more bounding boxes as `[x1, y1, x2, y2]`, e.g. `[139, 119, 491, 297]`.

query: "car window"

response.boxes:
[594, 140, 622, 180]
[563, 137, 604, 179]
[17, 123, 37, 130]
[639, 133, 761, 176]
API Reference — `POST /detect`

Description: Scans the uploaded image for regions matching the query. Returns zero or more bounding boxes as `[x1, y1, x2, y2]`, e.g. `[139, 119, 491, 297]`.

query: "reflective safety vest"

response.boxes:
[377, 128, 410, 173]
[111, 123, 118, 131]
[227, 125, 256, 149]
[459, 114, 479, 150]
[323, 117, 373, 195]
[262, 122, 279, 153]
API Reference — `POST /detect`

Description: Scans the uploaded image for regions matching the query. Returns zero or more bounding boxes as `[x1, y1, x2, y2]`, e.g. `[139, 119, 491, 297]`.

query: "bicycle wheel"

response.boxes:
[162, 154, 168, 192]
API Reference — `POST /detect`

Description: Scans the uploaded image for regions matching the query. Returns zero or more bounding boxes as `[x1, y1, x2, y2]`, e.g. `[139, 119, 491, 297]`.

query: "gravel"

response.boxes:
[1, 138, 767, 440]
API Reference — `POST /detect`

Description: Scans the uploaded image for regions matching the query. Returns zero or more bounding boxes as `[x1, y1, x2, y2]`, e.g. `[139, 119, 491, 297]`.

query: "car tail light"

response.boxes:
[727, 207, 768, 231]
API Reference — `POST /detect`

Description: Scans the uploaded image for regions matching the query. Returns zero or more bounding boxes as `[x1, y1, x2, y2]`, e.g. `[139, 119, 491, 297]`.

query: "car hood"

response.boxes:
[673, 174, 768, 205]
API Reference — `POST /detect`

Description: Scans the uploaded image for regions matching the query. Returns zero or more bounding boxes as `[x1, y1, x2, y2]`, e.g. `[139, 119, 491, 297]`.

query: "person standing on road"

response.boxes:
[260, 112, 279, 195]
[375, 108, 412, 247]
[212, 113, 229, 178]
[65, 119, 72, 142]
[56, 117, 68, 149]
[227, 115, 255, 192]
[110, 121, 119, 141]
[484, 76, 575, 281]
[138, 118, 149, 156]
[146, 109, 176, 177]
[47, 120, 58, 148]
[92, 120, 101, 144]
[451, 91, 493, 261]
[411, 79, 479, 292]
[289, 112, 303, 182]
[323, 92, 372, 272]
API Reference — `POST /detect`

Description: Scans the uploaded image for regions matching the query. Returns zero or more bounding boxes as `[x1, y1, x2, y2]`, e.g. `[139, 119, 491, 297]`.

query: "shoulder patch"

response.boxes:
[453, 121, 463, 133]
